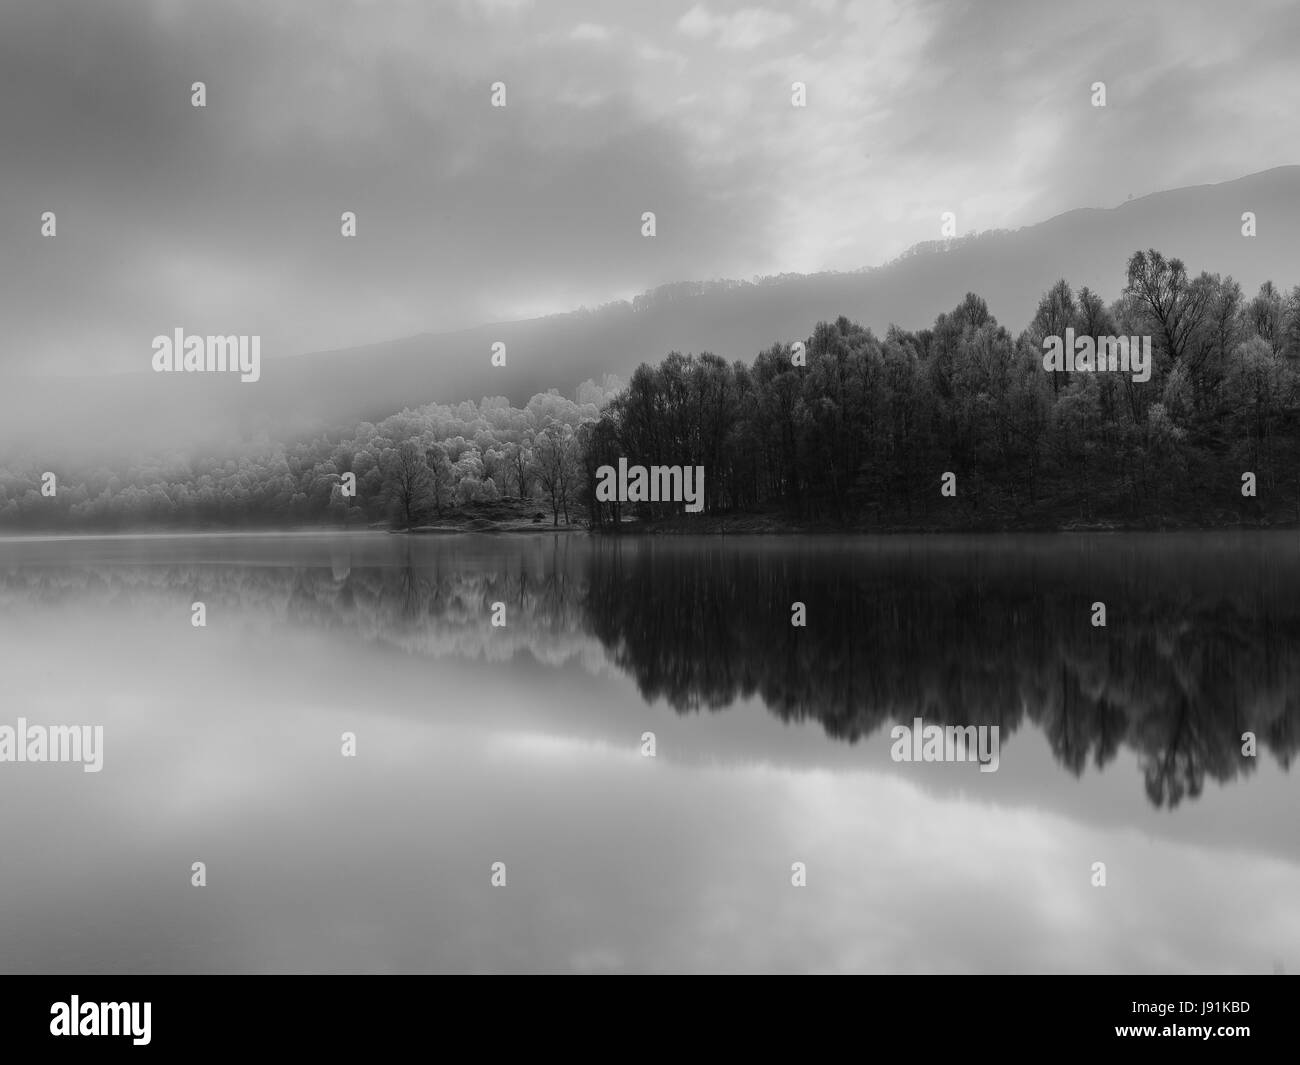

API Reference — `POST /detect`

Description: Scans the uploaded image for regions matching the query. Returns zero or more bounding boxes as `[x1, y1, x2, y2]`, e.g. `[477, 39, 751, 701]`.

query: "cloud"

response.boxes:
[1, 0, 1296, 378]
[460, 0, 534, 17]
[569, 22, 611, 42]
[676, 4, 795, 50]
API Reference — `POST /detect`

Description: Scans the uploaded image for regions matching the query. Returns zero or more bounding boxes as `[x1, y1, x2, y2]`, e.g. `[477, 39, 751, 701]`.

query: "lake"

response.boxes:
[0, 531, 1297, 973]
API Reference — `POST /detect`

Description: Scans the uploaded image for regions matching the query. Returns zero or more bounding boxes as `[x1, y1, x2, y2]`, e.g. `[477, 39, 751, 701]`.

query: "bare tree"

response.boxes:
[381, 440, 433, 527]
[508, 439, 532, 499]
[1124, 249, 1213, 364]
[530, 423, 579, 525]
[425, 442, 453, 515]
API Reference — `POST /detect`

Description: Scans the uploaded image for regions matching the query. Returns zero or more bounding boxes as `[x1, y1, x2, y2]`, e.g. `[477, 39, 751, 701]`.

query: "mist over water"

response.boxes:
[0, 531, 1296, 973]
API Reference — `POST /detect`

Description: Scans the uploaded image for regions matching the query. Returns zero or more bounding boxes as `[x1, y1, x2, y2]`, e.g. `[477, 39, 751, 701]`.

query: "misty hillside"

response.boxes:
[4, 165, 1297, 464]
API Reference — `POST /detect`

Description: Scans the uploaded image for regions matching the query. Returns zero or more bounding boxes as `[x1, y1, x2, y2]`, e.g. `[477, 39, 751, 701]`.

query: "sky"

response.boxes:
[2, 0, 1298, 375]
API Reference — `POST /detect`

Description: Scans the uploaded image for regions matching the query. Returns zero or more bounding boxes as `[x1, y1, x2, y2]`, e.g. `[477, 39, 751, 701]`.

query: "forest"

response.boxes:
[584, 250, 1300, 528]
[2, 249, 1297, 531]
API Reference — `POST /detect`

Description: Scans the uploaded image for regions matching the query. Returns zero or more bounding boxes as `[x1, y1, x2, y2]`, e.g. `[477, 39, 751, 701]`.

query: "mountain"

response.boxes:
[4, 166, 1297, 464]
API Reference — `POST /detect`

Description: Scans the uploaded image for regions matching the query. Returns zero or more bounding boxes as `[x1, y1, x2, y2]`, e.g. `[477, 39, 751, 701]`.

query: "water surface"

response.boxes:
[0, 532, 1296, 973]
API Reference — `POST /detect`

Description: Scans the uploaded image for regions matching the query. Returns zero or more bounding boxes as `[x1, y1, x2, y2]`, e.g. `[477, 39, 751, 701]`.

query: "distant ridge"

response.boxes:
[3, 166, 1297, 463]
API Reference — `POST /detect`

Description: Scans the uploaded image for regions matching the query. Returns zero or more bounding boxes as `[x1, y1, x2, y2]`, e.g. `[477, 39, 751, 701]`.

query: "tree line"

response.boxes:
[585, 250, 1300, 528]
[1, 249, 1296, 531]
[0, 380, 617, 530]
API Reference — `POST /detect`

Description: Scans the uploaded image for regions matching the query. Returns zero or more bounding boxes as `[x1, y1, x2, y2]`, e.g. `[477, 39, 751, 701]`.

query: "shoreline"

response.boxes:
[0, 519, 1296, 540]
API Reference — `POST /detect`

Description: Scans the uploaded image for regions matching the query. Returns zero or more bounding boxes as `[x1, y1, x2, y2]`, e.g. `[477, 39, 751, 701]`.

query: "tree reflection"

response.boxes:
[1, 535, 1295, 808]
[583, 538, 1300, 808]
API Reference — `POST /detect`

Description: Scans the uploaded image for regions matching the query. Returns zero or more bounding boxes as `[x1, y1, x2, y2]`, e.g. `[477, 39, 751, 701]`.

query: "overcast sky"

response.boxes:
[2, 0, 1298, 375]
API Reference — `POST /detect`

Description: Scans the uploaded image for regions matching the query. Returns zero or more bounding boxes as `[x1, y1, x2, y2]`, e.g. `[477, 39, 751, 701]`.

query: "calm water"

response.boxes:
[0, 531, 1297, 974]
